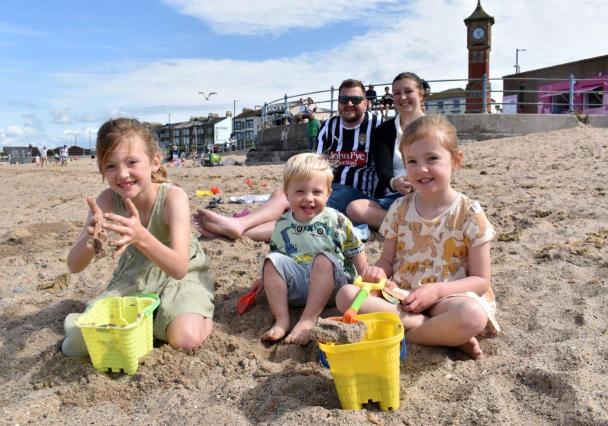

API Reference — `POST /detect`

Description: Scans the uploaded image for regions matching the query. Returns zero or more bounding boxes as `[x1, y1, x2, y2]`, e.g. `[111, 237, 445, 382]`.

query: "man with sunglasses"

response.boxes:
[193, 78, 381, 242]
[316, 78, 382, 214]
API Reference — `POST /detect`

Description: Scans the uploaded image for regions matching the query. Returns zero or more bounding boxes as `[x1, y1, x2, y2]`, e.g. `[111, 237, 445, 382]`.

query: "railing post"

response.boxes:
[569, 74, 575, 114]
[330, 85, 335, 116]
[482, 74, 488, 113]
[284, 94, 288, 121]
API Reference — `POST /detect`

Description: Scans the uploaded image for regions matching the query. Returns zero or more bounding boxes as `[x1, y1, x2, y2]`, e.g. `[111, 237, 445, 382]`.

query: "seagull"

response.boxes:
[198, 91, 218, 100]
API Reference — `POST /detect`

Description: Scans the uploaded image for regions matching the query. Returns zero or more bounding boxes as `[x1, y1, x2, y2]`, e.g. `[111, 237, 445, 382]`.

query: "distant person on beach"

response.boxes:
[39, 146, 48, 167]
[170, 144, 179, 166]
[62, 118, 214, 357]
[306, 109, 320, 151]
[365, 84, 377, 110]
[190, 147, 199, 167]
[380, 86, 393, 118]
[193, 78, 382, 242]
[346, 72, 426, 230]
[305, 97, 316, 115]
[253, 153, 368, 345]
[60, 145, 69, 167]
[335, 115, 500, 360]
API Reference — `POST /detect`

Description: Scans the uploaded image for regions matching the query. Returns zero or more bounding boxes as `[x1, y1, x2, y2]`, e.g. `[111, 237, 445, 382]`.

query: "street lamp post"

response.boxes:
[515, 48, 526, 74]
[233, 100, 238, 134]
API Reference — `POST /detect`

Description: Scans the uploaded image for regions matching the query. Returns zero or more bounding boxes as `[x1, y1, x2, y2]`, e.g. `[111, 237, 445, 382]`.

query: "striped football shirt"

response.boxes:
[316, 111, 381, 197]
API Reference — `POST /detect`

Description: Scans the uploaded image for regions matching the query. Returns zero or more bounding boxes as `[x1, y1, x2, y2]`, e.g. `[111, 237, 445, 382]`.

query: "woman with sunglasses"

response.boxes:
[345, 72, 426, 230]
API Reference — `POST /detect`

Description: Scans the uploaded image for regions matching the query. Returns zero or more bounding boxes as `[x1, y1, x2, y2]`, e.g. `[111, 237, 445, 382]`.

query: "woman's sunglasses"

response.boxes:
[338, 95, 365, 105]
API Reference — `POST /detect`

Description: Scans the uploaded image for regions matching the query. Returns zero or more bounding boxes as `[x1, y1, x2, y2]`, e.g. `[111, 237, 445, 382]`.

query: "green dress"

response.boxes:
[62, 183, 214, 356]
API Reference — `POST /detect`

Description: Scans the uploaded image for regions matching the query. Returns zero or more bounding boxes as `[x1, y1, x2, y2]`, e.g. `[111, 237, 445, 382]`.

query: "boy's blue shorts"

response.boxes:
[262, 252, 352, 307]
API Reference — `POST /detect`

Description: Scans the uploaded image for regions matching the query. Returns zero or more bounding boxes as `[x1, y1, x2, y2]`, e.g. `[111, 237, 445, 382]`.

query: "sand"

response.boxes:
[1, 126, 607, 424]
[310, 318, 368, 344]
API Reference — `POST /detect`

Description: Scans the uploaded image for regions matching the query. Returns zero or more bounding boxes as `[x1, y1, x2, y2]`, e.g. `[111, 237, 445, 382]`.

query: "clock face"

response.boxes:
[472, 26, 485, 40]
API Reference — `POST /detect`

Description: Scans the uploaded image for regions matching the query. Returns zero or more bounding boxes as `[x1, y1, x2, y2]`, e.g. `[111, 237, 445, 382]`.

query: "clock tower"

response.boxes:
[464, 1, 494, 113]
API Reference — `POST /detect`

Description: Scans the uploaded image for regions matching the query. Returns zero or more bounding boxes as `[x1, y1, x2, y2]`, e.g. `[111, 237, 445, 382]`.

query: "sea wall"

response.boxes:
[246, 114, 584, 164]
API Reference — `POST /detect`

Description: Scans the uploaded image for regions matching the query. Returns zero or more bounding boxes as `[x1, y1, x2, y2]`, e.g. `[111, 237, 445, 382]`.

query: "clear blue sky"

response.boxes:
[1, 0, 605, 148]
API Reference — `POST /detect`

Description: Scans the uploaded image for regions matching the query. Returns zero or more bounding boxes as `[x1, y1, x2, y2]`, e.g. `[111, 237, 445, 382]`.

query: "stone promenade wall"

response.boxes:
[247, 114, 587, 164]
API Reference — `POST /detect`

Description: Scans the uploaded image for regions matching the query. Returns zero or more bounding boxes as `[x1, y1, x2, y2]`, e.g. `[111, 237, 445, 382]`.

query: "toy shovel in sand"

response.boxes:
[236, 282, 262, 315]
[343, 276, 387, 323]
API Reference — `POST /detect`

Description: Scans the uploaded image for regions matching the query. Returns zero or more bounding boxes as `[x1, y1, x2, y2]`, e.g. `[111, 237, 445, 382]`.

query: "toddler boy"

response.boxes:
[258, 153, 368, 345]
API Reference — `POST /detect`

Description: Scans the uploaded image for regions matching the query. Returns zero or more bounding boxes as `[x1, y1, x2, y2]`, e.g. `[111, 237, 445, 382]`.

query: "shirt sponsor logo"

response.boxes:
[327, 150, 368, 167]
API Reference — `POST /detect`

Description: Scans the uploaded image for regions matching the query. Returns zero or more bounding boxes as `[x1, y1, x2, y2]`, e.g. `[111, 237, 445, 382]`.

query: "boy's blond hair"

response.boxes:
[283, 153, 333, 192]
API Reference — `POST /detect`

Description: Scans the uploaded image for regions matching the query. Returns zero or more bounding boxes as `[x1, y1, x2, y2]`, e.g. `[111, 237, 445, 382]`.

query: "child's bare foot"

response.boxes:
[262, 320, 289, 342]
[194, 208, 245, 240]
[284, 319, 315, 346]
[457, 337, 483, 360]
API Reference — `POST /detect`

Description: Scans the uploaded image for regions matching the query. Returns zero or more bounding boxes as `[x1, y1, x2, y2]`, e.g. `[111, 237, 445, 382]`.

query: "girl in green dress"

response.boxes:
[63, 118, 214, 356]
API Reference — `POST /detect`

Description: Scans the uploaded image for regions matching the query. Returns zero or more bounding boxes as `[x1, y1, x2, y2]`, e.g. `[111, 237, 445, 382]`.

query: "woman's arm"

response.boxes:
[371, 120, 397, 183]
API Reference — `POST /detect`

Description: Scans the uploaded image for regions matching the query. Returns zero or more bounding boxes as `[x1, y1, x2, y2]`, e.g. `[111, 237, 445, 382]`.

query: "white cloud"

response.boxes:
[163, 0, 408, 35]
[59, 0, 608, 121]
[50, 108, 73, 124]
[74, 113, 100, 123]
[6, 125, 36, 137]
[0, 113, 47, 147]
[6, 0, 608, 142]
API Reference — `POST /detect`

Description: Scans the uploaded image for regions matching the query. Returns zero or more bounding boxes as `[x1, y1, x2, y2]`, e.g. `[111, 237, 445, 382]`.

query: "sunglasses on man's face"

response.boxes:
[338, 95, 365, 105]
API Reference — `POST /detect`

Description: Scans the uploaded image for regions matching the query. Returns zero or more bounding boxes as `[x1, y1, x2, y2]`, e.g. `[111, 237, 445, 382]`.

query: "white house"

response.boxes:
[213, 114, 232, 146]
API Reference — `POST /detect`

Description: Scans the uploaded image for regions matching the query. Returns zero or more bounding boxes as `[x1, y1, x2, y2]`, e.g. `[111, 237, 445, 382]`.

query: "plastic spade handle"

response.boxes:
[343, 285, 371, 323]
[343, 277, 387, 323]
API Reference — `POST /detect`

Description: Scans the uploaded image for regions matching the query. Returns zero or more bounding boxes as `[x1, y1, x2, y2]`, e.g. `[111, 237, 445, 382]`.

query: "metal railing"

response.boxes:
[261, 74, 606, 124]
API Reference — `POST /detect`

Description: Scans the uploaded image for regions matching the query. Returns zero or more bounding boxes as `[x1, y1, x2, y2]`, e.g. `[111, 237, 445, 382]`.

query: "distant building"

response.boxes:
[3, 146, 31, 158]
[233, 108, 262, 143]
[537, 76, 608, 115]
[502, 54, 608, 114]
[425, 88, 466, 115]
[151, 112, 232, 153]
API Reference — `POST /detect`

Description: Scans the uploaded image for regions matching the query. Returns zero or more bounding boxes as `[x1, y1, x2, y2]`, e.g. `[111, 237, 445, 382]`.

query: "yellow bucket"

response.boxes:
[318, 312, 405, 411]
[75, 294, 160, 375]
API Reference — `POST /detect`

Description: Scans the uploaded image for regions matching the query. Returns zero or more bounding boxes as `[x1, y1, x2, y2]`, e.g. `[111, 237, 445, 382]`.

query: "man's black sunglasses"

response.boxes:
[338, 95, 365, 105]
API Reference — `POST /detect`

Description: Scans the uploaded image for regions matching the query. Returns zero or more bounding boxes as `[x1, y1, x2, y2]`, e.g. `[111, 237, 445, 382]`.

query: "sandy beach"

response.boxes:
[1, 126, 607, 425]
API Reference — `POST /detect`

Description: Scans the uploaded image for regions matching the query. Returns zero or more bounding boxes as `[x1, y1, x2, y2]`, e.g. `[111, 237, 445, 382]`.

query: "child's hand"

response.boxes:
[102, 198, 145, 257]
[402, 284, 440, 313]
[85, 196, 108, 256]
[361, 266, 387, 283]
[250, 277, 264, 296]
[392, 176, 415, 195]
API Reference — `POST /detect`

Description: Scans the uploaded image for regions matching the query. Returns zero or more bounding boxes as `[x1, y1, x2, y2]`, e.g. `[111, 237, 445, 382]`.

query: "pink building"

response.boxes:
[538, 76, 608, 114]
